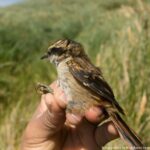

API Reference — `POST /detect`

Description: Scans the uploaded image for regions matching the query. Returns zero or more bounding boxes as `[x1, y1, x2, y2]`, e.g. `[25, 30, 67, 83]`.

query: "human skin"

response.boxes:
[21, 81, 119, 150]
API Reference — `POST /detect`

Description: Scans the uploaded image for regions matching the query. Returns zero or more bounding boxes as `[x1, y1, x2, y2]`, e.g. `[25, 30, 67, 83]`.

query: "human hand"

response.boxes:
[21, 81, 119, 150]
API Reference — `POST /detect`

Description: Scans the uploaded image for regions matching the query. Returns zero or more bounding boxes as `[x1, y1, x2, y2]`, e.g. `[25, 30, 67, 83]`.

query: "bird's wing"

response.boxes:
[67, 58, 124, 115]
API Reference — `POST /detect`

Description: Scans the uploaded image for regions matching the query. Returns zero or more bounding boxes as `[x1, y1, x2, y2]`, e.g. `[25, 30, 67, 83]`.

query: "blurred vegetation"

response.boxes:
[0, 0, 150, 149]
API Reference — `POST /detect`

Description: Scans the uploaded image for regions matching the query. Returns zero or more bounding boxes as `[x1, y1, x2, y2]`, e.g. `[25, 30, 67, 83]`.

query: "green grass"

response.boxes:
[0, 0, 150, 149]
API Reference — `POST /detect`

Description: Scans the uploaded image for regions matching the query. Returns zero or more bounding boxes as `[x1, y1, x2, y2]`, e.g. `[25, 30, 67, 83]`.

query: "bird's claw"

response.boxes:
[36, 83, 53, 95]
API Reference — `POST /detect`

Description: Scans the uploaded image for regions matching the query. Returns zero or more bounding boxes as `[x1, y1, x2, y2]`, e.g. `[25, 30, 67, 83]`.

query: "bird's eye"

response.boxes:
[50, 48, 58, 54]
[50, 47, 64, 55]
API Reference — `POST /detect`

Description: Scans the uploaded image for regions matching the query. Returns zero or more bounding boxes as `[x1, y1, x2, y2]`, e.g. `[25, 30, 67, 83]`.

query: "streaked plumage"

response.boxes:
[41, 39, 145, 149]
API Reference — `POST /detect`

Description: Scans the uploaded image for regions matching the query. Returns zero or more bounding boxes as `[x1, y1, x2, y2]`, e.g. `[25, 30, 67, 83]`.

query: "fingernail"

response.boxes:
[90, 107, 103, 115]
[67, 113, 82, 124]
[71, 114, 81, 121]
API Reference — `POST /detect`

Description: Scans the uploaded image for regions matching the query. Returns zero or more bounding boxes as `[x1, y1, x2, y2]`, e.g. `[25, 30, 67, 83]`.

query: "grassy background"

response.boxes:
[0, 0, 150, 149]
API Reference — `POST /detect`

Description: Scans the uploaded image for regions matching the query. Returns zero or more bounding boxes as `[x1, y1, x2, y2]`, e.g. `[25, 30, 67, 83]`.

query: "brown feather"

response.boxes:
[66, 58, 144, 149]
[45, 39, 145, 149]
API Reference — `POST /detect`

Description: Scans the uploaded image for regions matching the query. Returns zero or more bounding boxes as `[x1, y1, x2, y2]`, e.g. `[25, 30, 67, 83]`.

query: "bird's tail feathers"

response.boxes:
[108, 111, 145, 150]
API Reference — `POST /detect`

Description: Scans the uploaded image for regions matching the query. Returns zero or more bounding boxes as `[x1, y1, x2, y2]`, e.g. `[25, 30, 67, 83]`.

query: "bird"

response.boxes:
[40, 39, 145, 149]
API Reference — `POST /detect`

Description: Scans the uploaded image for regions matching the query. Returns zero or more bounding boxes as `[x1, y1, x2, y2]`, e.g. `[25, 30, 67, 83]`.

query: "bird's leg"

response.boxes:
[36, 83, 53, 95]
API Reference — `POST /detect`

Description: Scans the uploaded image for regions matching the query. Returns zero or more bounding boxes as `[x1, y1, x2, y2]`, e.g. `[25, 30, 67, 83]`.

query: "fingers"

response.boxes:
[23, 81, 67, 141]
[66, 106, 106, 126]
[85, 106, 107, 123]
[66, 113, 82, 125]
[38, 81, 67, 131]
[75, 119, 100, 150]
[65, 106, 118, 148]
[95, 121, 119, 146]
[51, 81, 67, 109]
[67, 106, 107, 150]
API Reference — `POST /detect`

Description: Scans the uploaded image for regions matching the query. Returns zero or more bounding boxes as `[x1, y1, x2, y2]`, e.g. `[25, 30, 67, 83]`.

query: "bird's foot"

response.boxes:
[36, 82, 53, 95]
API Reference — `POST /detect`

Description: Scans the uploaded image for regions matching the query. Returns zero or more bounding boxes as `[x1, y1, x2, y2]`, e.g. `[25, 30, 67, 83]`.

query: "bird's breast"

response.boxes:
[57, 60, 77, 101]
[57, 60, 99, 114]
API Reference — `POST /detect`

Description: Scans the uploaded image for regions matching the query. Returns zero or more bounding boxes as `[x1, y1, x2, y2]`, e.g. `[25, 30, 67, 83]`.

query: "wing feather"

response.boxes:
[67, 58, 125, 115]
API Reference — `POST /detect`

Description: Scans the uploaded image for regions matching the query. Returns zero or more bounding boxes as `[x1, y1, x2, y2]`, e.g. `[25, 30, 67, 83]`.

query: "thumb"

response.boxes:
[23, 82, 67, 142]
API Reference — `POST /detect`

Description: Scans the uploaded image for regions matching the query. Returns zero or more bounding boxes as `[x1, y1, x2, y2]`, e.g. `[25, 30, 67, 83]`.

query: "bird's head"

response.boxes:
[41, 39, 85, 65]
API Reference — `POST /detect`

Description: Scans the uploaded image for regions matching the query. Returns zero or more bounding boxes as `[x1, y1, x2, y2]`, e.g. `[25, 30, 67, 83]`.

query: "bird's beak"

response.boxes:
[41, 53, 49, 59]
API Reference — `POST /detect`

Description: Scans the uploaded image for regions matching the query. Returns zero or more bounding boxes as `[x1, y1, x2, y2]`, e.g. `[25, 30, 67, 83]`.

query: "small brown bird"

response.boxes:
[41, 39, 144, 149]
